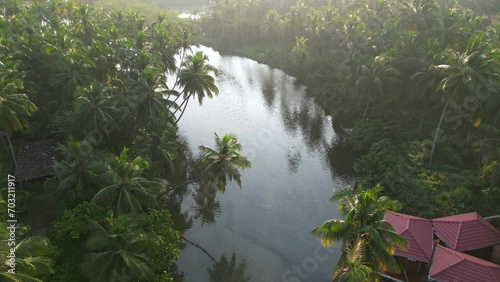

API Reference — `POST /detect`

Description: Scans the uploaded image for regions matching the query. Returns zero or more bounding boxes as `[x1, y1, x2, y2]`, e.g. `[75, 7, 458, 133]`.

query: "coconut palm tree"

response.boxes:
[0, 197, 54, 281]
[126, 66, 179, 126]
[136, 120, 178, 172]
[73, 82, 118, 135]
[92, 148, 164, 214]
[312, 185, 408, 281]
[47, 140, 104, 202]
[396, 0, 440, 33]
[332, 237, 376, 282]
[0, 236, 54, 282]
[354, 61, 400, 120]
[0, 72, 37, 137]
[199, 133, 251, 192]
[174, 51, 219, 124]
[81, 215, 157, 282]
[262, 9, 281, 43]
[429, 36, 499, 165]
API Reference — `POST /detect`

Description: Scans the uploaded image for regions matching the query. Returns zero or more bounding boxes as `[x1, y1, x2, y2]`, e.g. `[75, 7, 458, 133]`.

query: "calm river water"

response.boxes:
[174, 45, 355, 281]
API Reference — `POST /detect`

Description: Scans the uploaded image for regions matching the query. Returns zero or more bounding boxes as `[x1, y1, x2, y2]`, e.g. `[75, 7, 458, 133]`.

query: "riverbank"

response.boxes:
[196, 35, 303, 79]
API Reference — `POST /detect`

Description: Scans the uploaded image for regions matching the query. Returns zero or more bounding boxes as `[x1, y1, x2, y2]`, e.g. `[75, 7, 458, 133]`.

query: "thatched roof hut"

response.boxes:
[16, 139, 60, 181]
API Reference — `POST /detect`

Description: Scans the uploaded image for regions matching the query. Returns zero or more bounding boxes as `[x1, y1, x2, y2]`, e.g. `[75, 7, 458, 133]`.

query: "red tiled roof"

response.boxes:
[384, 211, 433, 262]
[429, 245, 500, 282]
[432, 212, 500, 251]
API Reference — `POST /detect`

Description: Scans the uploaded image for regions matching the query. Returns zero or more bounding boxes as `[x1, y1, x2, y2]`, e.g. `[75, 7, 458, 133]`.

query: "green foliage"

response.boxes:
[0, 195, 54, 282]
[354, 139, 400, 189]
[312, 185, 408, 279]
[348, 120, 386, 153]
[81, 215, 157, 281]
[79, 212, 180, 282]
[0, 68, 37, 137]
[1, 0, 216, 281]
[141, 210, 180, 282]
[92, 147, 165, 214]
[48, 202, 108, 282]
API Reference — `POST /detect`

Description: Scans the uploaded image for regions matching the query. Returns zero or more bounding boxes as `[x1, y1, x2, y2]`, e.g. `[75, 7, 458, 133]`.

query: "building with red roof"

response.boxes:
[432, 212, 500, 252]
[385, 211, 433, 262]
[429, 245, 500, 282]
[384, 211, 500, 282]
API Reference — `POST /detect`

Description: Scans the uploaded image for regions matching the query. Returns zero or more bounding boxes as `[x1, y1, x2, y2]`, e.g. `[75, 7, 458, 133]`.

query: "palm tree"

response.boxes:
[0, 236, 54, 282]
[47, 140, 103, 202]
[0, 71, 37, 172]
[429, 37, 499, 165]
[292, 36, 308, 65]
[396, 0, 440, 33]
[0, 197, 54, 281]
[73, 82, 118, 135]
[262, 9, 281, 43]
[199, 133, 251, 192]
[174, 51, 219, 124]
[92, 148, 164, 214]
[354, 61, 400, 120]
[126, 66, 179, 126]
[136, 121, 178, 172]
[150, 19, 178, 74]
[82, 215, 157, 282]
[0, 72, 37, 136]
[312, 185, 408, 281]
[332, 238, 376, 282]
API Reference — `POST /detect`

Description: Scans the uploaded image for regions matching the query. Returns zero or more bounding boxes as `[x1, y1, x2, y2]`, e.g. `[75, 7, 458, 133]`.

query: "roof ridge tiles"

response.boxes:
[454, 221, 463, 250]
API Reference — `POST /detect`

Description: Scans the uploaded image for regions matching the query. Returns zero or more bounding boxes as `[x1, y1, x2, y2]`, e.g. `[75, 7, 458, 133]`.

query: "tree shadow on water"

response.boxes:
[191, 184, 221, 225]
[208, 253, 251, 282]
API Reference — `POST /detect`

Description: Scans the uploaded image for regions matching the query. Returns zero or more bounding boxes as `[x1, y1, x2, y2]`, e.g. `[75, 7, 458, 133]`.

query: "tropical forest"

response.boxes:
[0, 0, 499, 281]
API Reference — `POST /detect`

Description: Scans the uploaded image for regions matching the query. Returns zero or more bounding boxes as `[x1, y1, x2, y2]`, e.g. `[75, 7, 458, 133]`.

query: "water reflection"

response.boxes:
[286, 147, 302, 173]
[166, 196, 193, 236]
[191, 184, 220, 225]
[208, 253, 251, 282]
[260, 71, 276, 109]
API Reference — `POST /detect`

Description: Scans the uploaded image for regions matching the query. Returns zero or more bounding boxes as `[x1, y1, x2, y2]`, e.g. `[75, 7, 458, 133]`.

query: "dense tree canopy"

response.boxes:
[0, 0, 220, 280]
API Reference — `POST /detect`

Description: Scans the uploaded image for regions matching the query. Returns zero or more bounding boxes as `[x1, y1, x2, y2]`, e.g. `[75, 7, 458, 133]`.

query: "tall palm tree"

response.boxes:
[262, 9, 281, 43]
[47, 140, 103, 202]
[73, 82, 118, 135]
[396, 0, 440, 33]
[0, 72, 37, 137]
[429, 37, 499, 165]
[354, 61, 400, 120]
[92, 148, 164, 214]
[82, 215, 157, 282]
[136, 120, 178, 172]
[312, 185, 408, 281]
[126, 66, 179, 126]
[199, 133, 251, 192]
[174, 51, 219, 124]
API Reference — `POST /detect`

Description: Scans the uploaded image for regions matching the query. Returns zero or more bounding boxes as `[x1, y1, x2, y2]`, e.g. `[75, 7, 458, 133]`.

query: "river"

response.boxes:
[173, 45, 355, 281]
